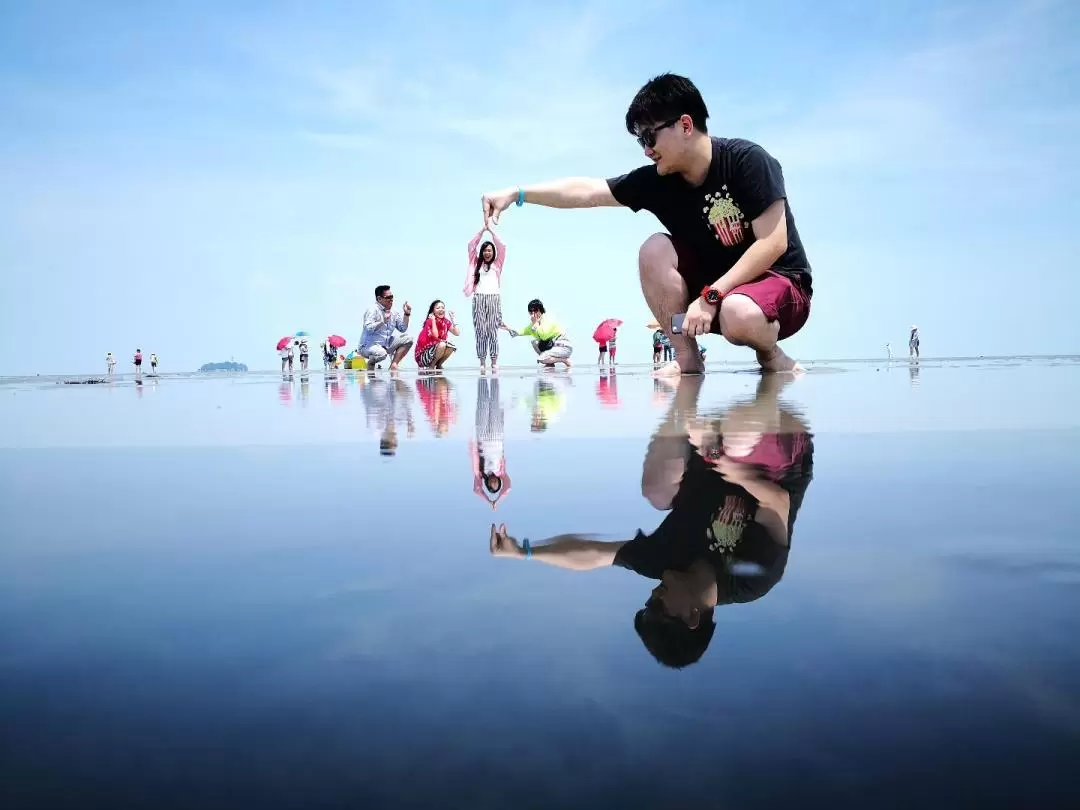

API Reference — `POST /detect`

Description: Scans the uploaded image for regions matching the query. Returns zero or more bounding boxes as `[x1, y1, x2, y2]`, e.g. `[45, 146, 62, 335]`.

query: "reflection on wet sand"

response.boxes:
[360, 375, 415, 456]
[325, 372, 347, 404]
[471, 376, 511, 511]
[416, 376, 457, 437]
[595, 368, 619, 408]
[526, 375, 571, 432]
[489, 373, 814, 668]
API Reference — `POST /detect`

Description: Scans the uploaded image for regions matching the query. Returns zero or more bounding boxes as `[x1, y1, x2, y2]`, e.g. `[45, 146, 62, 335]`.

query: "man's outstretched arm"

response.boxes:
[482, 178, 622, 228]
[489, 524, 628, 571]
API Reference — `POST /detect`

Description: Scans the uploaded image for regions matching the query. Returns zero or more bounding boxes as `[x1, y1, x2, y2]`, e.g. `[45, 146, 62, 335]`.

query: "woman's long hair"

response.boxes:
[427, 299, 444, 317]
[473, 240, 496, 288]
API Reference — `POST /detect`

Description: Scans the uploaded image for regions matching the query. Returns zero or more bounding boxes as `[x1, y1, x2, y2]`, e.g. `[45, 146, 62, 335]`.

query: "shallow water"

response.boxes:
[2, 360, 1079, 809]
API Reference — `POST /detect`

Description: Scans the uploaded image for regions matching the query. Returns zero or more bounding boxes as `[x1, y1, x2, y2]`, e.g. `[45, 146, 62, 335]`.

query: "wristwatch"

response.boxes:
[700, 286, 722, 307]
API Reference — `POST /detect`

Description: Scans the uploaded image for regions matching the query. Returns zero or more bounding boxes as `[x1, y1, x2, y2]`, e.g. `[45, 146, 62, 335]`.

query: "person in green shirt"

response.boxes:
[511, 299, 573, 368]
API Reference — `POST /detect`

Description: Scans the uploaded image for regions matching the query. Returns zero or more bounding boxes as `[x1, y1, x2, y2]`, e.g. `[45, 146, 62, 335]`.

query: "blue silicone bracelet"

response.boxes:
[516, 187, 525, 207]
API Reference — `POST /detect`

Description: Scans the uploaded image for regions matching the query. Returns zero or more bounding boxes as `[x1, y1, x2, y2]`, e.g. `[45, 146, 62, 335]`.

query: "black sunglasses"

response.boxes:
[636, 117, 682, 149]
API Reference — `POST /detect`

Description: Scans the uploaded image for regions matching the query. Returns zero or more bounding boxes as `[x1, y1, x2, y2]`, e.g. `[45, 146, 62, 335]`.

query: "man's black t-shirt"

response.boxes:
[613, 436, 814, 606]
[606, 137, 812, 296]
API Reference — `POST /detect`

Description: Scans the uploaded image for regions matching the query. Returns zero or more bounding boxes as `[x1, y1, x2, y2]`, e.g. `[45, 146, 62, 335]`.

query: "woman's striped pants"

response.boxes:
[472, 293, 502, 362]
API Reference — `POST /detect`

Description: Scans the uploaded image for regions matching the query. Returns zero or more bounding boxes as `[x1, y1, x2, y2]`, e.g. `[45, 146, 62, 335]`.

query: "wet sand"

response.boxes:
[1, 356, 1079, 808]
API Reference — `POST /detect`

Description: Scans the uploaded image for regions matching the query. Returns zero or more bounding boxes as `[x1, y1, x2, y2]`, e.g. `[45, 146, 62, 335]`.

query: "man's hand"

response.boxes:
[489, 523, 524, 558]
[402, 301, 412, 317]
[383, 310, 391, 322]
[481, 187, 518, 229]
[683, 296, 717, 338]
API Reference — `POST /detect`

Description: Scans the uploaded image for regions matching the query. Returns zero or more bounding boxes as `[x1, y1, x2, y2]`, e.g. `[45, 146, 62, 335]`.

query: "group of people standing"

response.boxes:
[353, 228, 575, 373]
[105, 349, 158, 376]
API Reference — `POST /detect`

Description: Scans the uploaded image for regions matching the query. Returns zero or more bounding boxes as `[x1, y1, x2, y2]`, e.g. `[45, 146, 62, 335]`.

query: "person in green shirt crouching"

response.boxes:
[512, 299, 573, 369]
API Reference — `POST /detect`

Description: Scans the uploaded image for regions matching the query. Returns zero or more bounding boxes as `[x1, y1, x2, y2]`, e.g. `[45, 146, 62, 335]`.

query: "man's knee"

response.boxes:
[719, 295, 773, 346]
[638, 233, 676, 276]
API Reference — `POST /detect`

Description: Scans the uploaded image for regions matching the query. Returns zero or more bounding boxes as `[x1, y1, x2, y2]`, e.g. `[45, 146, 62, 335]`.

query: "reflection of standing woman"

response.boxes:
[470, 377, 512, 510]
[464, 228, 513, 375]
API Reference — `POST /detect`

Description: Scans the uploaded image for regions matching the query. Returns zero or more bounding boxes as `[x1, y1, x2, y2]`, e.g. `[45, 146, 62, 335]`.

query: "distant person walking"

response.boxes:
[909, 326, 920, 359]
[464, 228, 513, 374]
[106, 352, 116, 376]
[885, 342, 892, 361]
[150, 353, 159, 373]
[133, 348, 143, 376]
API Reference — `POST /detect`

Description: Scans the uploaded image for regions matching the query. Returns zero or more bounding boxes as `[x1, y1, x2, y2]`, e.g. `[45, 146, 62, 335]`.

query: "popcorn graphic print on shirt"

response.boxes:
[703, 185, 747, 247]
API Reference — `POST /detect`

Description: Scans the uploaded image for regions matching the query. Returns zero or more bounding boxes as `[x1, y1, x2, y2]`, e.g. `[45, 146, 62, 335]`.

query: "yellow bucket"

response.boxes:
[349, 356, 367, 370]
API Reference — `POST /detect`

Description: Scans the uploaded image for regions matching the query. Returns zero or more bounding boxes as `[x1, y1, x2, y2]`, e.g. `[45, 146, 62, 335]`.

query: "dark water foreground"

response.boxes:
[1, 360, 1079, 809]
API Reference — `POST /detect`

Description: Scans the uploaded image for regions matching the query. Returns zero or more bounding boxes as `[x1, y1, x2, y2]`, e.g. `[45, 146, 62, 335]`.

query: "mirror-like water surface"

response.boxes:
[2, 360, 1079, 809]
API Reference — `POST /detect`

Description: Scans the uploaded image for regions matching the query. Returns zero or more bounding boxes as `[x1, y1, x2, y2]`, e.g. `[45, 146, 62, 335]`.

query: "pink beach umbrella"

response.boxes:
[592, 318, 623, 344]
[276, 336, 292, 351]
[328, 335, 347, 349]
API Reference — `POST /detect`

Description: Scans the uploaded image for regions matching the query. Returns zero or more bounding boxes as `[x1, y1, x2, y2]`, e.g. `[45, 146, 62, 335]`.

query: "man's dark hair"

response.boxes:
[527, 298, 545, 314]
[375, 284, 391, 299]
[633, 602, 716, 669]
[625, 73, 710, 136]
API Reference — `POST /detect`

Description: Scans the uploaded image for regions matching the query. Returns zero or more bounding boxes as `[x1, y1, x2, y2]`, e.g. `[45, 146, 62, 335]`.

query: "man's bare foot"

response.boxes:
[480, 365, 487, 375]
[756, 346, 804, 374]
[491, 364, 498, 374]
[651, 360, 703, 378]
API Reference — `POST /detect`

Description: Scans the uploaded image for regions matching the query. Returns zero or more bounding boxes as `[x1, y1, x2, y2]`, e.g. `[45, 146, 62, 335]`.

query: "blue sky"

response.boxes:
[1, 0, 1077, 375]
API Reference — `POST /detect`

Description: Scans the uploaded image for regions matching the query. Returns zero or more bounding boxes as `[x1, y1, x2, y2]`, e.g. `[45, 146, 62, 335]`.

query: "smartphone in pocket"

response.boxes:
[670, 313, 686, 334]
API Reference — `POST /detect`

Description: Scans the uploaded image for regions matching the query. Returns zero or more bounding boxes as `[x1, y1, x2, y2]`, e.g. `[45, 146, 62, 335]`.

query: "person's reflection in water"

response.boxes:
[909, 359, 920, 388]
[490, 374, 814, 668]
[299, 374, 310, 405]
[528, 377, 569, 432]
[596, 368, 619, 408]
[416, 376, 457, 437]
[651, 376, 675, 409]
[361, 376, 415, 456]
[325, 372, 347, 405]
[471, 377, 511, 509]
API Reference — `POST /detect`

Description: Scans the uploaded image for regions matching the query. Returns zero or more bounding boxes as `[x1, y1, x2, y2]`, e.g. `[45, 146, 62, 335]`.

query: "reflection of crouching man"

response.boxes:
[488, 375, 814, 669]
[360, 284, 413, 371]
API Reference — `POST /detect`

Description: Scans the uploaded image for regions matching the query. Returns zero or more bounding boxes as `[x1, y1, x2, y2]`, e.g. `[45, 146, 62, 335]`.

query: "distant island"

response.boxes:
[199, 361, 248, 373]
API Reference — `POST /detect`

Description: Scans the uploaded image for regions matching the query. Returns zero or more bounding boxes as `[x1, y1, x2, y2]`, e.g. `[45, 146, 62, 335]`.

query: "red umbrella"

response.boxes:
[592, 318, 623, 344]
[328, 335, 347, 349]
[276, 336, 292, 351]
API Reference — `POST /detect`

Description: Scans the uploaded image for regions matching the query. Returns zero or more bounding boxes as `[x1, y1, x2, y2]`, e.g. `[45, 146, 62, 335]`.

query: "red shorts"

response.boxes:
[671, 237, 811, 341]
